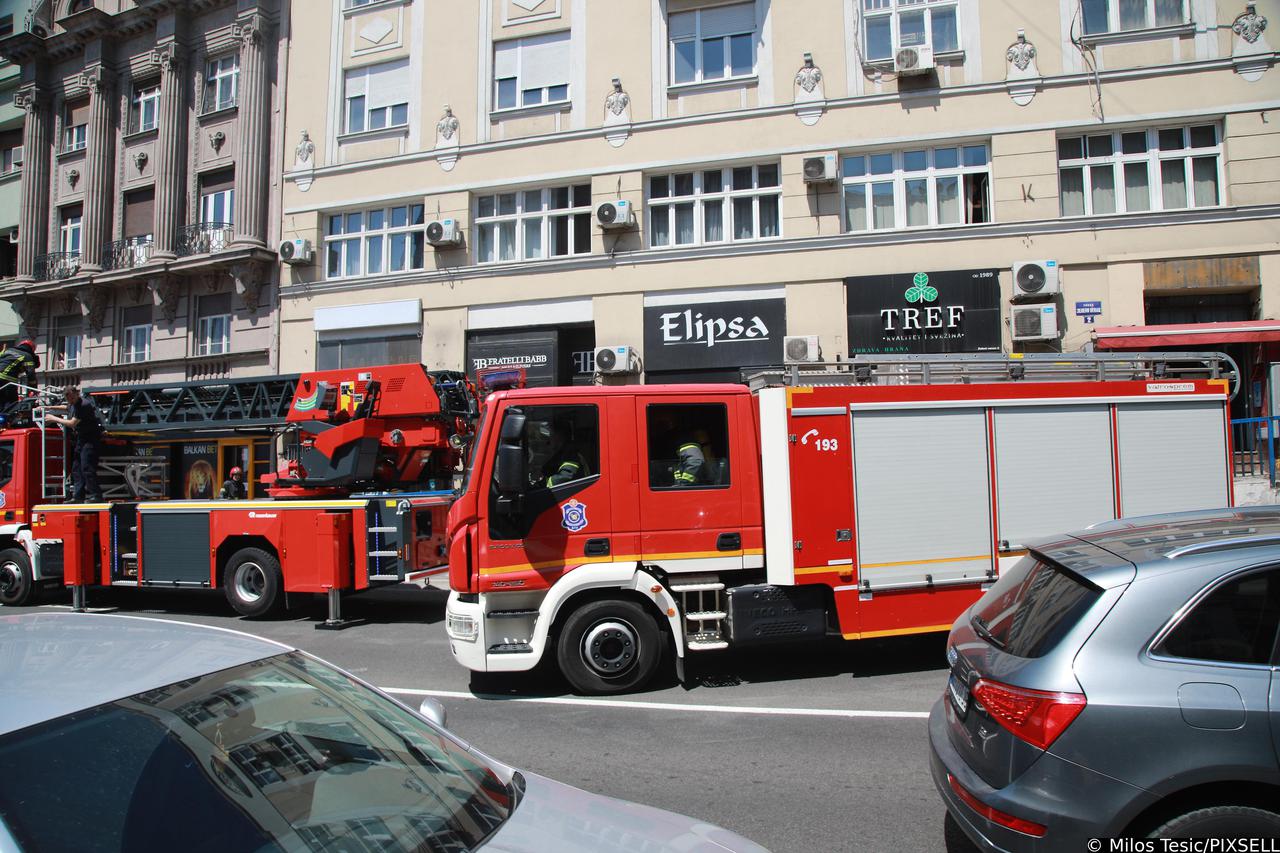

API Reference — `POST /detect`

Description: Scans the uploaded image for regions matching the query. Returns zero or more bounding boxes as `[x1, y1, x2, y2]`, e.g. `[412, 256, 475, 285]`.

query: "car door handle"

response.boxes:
[585, 538, 610, 557]
[717, 532, 741, 551]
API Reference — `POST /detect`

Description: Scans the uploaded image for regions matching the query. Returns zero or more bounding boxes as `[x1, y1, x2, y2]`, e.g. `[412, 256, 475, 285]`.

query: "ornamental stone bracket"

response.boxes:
[78, 286, 109, 333]
[1232, 3, 1274, 81]
[793, 53, 826, 126]
[434, 105, 460, 171]
[1004, 29, 1042, 106]
[149, 275, 181, 324]
[229, 261, 268, 313]
[603, 78, 631, 147]
[292, 129, 315, 192]
[9, 293, 45, 336]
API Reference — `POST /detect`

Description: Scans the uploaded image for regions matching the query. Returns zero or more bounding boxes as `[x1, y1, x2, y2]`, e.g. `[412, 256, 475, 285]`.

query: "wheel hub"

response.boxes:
[0, 561, 18, 595]
[235, 562, 266, 603]
[582, 619, 638, 677]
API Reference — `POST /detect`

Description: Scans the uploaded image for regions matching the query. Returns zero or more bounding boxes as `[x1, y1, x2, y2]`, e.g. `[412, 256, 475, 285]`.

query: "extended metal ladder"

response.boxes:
[744, 352, 1240, 398]
[1, 381, 69, 500]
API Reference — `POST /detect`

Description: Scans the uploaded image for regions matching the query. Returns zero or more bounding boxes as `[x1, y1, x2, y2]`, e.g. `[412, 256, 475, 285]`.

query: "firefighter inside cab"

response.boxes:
[539, 418, 591, 487]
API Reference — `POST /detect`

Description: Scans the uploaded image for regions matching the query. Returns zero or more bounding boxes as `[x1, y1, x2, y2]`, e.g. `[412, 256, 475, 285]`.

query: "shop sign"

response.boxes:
[643, 297, 786, 371]
[1075, 301, 1102, 325]
[846, 269, 1001, 355]
[181, 443, 218, 499]
[466, 330, 558, 387]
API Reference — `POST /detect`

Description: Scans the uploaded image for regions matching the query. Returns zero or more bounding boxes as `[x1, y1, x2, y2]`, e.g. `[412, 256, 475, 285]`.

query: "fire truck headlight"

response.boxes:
[446, 612, 478, 642]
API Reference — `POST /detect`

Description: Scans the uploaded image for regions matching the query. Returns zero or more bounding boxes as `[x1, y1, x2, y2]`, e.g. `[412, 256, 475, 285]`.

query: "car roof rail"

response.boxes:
[1163, 534, 1280, 560]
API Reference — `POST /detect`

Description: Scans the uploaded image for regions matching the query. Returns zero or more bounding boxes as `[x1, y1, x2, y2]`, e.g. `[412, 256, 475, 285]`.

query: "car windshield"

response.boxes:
[0, 651, 513, 853]
[971, 556, 1103, 658]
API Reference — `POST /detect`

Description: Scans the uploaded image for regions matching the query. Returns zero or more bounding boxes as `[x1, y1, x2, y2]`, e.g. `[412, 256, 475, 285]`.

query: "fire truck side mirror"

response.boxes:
[494, 410, 528, 506]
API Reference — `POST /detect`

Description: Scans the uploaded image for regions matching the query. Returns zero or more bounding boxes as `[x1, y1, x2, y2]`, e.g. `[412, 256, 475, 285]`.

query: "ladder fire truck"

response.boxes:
[0, 363, 477, 625]
[444, 353, 1239, 694]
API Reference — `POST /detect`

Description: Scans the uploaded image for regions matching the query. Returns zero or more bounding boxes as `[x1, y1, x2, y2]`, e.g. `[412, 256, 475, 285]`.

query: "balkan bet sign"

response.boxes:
[845, 268, 1001, 355]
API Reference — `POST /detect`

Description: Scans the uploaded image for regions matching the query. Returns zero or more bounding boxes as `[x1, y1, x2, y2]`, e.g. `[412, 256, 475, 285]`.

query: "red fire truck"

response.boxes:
[0, 363, 477, 625]
[444, 353, 1238, 694]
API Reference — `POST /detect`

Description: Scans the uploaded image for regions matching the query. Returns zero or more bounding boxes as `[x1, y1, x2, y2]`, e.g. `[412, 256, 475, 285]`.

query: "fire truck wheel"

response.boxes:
[223, 548, 284, 618]
[557, 599, 662, 695]
[0, 548, 36, 607]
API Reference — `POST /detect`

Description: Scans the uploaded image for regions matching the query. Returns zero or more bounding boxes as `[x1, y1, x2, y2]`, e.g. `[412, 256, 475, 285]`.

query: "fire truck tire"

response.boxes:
[556, 599, 662, 695]
[223, 548, 284, 618]
[0, 548, 36, 607]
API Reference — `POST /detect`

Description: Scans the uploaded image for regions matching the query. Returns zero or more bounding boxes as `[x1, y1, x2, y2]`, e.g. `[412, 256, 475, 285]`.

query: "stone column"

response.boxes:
[151, 42, 186, 260]
[78, 66, 114, 273]
[14, 85, 50, 283]
[232, 12, 270, 248]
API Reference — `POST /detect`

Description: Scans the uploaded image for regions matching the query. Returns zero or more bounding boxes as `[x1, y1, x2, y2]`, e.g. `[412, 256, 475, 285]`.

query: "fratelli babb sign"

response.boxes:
[845, 268, 1001, 355]
[643, 297, 785, 371]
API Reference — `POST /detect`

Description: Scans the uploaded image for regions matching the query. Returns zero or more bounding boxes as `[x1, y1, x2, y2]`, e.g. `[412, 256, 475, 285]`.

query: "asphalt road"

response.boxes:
[29, 583, 973, 853]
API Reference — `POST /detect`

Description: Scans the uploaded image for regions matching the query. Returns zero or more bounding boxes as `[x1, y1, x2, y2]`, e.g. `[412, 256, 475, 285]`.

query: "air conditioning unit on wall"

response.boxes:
[1010, 303, 1060, 342]
[893, 45, 935, 75]
[802, 154, 837, 184]
[784, 335, 821, 364]
[1012, 260, 1061, 299]
[594, 345, 639, 375]
[595, 200, 635, 230]
[426, 218, 463, 247]
[278, 238, 313, 265]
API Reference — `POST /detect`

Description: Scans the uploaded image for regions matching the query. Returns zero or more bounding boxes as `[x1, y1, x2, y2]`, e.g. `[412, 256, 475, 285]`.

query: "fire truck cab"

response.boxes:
[445, 354, 1237, 694]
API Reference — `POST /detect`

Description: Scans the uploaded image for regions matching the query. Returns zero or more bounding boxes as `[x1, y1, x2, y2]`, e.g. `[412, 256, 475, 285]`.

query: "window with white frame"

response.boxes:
[0, 131, 20, 174]
[647, 163, 780, 248]
[326, 204, 427, 279]
[493, 32, 570, 110]
[200, 187, 234, 225]
[669, 3, 757, 85]
[128, 82, 160, 134]
[842, 144, 990, 232]
[1081, 0, 1186, 34]
[120, 305, 151, 364]
[196, 293, 232, 356]
[204, 55, 239, 113]
[59, 208, 82, 255]
[1058, 124, 1220, 217]
[862, 0, 959, 62]
[53, 315, 82, 370]
[474, 184, 592, 264]
[62, 99, 88, 152]
[344, 59, 410, 134]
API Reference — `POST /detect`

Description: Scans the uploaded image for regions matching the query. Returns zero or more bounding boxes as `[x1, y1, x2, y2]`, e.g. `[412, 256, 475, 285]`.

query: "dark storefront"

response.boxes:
[466, 324, 595, 388]
[846, 268, 1001, 355]
[643, 295, 786, 383]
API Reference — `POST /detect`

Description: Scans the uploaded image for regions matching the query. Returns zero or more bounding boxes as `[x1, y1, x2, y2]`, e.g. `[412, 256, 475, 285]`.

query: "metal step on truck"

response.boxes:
[444, 353, 1238, 694]
[0, 363, 478, 626]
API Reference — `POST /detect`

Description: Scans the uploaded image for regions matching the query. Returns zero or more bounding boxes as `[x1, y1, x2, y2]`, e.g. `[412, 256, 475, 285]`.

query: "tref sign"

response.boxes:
[846, 268, 1001, 355]
[643, 297, 785, 371]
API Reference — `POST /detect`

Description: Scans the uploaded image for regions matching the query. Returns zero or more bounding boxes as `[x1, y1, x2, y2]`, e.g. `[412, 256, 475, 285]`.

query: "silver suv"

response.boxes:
[931, 506, 1280, 849]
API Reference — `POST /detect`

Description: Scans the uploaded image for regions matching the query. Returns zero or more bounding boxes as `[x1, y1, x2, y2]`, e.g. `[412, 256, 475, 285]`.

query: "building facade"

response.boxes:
[0, 0, 32, 304]
[277, 0, 1279, 400]
[0, 0, 284, 388]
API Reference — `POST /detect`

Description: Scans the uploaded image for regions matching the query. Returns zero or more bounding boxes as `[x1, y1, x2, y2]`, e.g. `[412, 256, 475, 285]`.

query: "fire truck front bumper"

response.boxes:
[445, 592, 489, 671]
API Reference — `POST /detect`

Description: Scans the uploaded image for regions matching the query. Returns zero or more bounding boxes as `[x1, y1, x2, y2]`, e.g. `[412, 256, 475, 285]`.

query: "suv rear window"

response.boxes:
[971, 557, 1103, 658]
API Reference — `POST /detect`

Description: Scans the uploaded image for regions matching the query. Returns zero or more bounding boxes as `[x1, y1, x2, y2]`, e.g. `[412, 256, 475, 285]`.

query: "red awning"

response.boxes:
[1092, 320, 1280, 349]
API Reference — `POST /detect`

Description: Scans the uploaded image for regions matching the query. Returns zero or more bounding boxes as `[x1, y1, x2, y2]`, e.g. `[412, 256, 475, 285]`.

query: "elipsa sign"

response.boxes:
[643, 297, 786, 371]
[846, 268, 1001, 355]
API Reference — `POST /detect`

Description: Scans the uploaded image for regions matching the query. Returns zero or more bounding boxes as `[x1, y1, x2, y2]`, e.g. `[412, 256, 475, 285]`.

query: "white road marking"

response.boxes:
[382, 687, 930, 720]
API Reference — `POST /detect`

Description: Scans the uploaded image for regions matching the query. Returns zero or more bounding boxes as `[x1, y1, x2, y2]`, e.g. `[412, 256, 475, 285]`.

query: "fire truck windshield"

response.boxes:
[460, 406, 489, 495]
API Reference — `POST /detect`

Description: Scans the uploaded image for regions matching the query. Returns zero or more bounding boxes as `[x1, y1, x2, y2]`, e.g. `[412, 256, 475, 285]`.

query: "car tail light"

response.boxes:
[972, 678, 1086, 750]
[947, 774, 1047, 838]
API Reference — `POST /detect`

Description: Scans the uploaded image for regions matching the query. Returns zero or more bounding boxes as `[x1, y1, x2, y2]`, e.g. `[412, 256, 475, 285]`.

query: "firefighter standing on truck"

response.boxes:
[44, 386, 104, 502]
[219, 466, 248, 499]
[0, 340, 39, 412]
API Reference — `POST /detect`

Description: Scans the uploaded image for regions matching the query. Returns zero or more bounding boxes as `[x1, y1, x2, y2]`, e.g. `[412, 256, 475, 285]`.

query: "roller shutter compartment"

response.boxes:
[1116, 401, 1228, 517]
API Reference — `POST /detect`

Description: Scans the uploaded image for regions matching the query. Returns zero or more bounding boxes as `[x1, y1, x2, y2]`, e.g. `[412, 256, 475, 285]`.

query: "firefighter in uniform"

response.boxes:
[542, 420, 590, 486]
[45, 386, 104, 502]
[674, 429, 714, 487]
[0, 340, 39, 412]
[219, 466, 248, 499]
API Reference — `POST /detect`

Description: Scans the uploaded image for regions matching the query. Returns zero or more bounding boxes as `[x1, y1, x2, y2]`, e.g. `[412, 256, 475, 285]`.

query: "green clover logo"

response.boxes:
[904, 272, 938, 304]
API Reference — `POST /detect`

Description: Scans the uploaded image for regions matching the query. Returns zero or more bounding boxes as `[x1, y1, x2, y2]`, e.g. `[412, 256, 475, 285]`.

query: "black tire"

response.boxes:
[1150, 805, 1280, 838]
[556, 598, 663, 695]
[222, 547, 283, 618]
[0, 547, 37, 607]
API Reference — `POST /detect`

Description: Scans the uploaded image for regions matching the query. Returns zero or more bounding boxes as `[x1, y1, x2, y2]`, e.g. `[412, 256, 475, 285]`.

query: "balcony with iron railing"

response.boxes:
[102, 236, 154, 271]
[34, 252, 81, 281]
[175, 222, 234, 257]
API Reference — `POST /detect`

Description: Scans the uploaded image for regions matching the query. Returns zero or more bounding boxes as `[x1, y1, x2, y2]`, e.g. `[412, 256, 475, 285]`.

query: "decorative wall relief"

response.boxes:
[1232, 3, 1273, 81]
[793, 53, 825, 126]
[209, 130, 226, 153]
[132, 150, 148, 171]
[603, 78, 631, 147]
[1004, 30, 1042, 106]
[293, 129, 315, 192]
[149, 275, 180, 324]
[435, 105, 460, 171]
[79, 286, 108, 333]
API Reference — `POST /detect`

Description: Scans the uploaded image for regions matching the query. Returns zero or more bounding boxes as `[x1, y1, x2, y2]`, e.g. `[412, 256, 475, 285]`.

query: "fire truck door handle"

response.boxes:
[584, 538, 610, 557]
[717, 533, 741, 551]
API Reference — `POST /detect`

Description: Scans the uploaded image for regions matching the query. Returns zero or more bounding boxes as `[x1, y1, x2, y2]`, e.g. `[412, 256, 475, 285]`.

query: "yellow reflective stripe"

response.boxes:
[679, 443, 700, 452]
